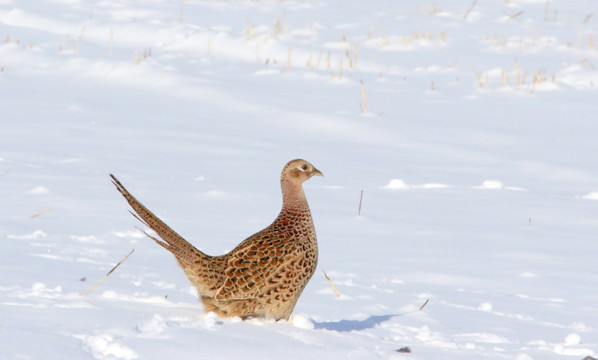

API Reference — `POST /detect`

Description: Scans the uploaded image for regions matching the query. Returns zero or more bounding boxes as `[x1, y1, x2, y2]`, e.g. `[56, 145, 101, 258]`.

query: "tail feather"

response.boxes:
[110, 174, 210, 266]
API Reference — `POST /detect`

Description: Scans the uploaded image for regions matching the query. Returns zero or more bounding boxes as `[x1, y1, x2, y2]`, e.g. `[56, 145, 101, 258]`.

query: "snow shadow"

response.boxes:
[314, 314, 396, 332]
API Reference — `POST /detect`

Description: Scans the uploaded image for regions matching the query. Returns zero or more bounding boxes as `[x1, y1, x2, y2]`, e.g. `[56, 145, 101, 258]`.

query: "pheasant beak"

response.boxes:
[311, 167, 323, 177]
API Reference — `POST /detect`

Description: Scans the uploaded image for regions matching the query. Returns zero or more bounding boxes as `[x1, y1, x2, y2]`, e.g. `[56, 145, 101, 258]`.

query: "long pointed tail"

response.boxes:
[110, 174, 210, 266]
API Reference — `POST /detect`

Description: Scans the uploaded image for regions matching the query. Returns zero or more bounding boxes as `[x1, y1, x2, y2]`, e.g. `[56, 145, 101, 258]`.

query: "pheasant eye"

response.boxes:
[301, 165, 308, 171]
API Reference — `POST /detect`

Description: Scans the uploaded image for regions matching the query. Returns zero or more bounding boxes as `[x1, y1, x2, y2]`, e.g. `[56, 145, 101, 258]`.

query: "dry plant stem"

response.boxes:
[508, 11, 524, 21]
[530, 70, 545, 93]
[30, 209, 52, 220]
[346, 50, 352, 69]
[273, 16, 280, 37]
[316, 48, 323, 69]
[245, 20, 252, 40]
[544, 0, 550, 21]
[360, 80, 368, 113]
[78, 27, 86, 44]
[322, 270, 341, 297]
[286, 47, 292, 71]
[463, 0, 479, 19]
[74, 26, 86, 53]
[358, 190, 363, 216]
[419, 299, 430, 311]
[582, 14, 592, 25]
[476, 71, 484, 88]
[517, 70, 522, 88]
[80, 249, 135, 295]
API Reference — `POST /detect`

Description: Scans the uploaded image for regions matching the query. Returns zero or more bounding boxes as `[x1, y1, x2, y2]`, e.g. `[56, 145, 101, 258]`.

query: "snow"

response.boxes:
[26, 185, 51, 195]
[383, 179, 410, 190]
[582, 192, 598, 200]
[1, 0, 598, 359]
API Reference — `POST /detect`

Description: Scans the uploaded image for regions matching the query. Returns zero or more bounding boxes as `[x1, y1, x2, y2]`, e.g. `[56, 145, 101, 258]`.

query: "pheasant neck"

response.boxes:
[281, 179, 310, 211]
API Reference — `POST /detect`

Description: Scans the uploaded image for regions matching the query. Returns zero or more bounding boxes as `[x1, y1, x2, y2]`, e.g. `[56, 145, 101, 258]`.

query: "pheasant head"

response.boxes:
[280, 159, 322, 210]
[282, 159, 323, 183]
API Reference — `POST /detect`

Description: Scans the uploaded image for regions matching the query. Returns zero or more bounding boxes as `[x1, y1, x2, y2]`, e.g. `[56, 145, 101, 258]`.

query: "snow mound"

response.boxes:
[7, 230, 48, 240]
[383, 179, 410, 189]
[475, 180, 504, 189]
[77, 334, 138, 360]
[292, 313, 315, 329]
[382, 179, 449, 190]
[27, 186, 51, 195]
[582, 192, 598, 200]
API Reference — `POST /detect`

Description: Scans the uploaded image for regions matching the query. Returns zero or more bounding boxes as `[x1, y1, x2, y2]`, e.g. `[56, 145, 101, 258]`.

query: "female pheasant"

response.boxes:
[110, 159, 322, 320]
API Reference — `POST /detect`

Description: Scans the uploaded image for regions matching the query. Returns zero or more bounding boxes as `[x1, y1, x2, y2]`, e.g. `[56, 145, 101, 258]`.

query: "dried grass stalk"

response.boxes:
[80, 249, 135, 295]
[322, 270, 341, 297]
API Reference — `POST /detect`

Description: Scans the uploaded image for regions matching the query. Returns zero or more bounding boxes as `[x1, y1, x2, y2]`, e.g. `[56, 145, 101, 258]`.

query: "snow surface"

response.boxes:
[1, 0, 598, 359]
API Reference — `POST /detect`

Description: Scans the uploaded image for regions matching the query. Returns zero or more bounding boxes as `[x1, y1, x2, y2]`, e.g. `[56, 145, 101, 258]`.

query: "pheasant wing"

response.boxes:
[214, 231, 305, 301]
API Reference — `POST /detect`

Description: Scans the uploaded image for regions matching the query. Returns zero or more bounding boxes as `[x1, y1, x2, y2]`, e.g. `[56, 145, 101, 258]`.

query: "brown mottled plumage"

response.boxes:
[110, 159, 322, 320]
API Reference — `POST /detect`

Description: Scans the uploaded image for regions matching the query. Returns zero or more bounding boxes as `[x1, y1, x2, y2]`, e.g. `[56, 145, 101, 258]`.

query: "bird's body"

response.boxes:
[111, 159, 322, 320]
